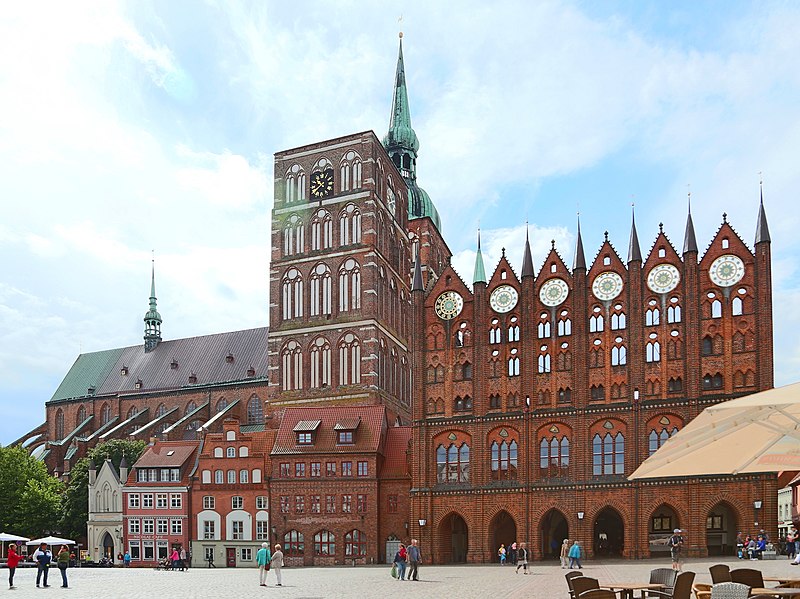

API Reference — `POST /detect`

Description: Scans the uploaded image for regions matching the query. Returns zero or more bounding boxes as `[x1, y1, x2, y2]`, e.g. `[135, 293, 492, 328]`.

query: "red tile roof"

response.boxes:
[272, 406, 386, 455]
[133, 440, 199, 468]
[380, 426, 411, 478]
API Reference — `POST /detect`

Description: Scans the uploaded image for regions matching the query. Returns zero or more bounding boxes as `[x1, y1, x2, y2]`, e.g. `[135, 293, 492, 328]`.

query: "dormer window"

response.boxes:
[294, 420, 321, 445]
[338, 431, 353, 444]
[247, 366, 256, 377]
[87, 386, 96, 395]
[297, 432, 313, 445]
[171, 359, 178, 370]
[120, 366, 128, 376]
[134, 379, 143, 390]
[226, 353, 234, 363]
[188, 373, 197, 384]
[334, 417, 360, 445]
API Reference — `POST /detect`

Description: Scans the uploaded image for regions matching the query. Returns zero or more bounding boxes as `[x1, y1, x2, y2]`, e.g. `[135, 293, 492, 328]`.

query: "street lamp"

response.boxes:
[577, 512, 585, 520]
[418, 519, 426, 527]
[754, 500, 763, 526]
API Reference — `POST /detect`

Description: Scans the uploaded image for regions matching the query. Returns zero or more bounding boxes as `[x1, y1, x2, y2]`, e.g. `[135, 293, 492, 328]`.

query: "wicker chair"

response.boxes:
[572, 576, 601, 598]
[729, 568, 764, 588]
[710, 582, 750, 599]
[709, 565, 732, 584]
[692, 582, 712, 599]
[645, 571, 696, 599]
[578, 591, 618, 599]
[566, 571, 585, 599]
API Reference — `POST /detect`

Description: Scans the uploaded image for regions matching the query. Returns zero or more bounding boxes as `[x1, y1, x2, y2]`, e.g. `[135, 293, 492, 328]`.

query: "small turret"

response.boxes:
[143, 257, 162, 352]
[628, 207, 642, 263]
[573, 217, 587, 271]
[683, 201, 698, 255]
[521, 227, 534, 278]
[755, 184, 771, 245]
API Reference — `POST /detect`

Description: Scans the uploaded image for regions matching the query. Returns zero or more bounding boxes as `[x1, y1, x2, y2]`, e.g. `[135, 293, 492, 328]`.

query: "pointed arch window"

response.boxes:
[454, 395, 473, 411]
[310, 264, 332, 317]
[310, 338, 332, 388]
[540, 435, 570, 470]
[592, 432, 624, 475]
[557, 315, 572, 336]
[282, 268, 303, 320]
[215, 398, 227, 413]
[645, 308, 660, 326]
[537, 353, 551, 373]
[646, 341, 661, 363]
[490, 440, 518, 480]
[101, 403, 111, 425]
[314, 530, 335, 556]
[648, 426, 679, 456]
[590, 313, 604, 333]
[339, 204, 361, 246]
[310, 209, 332, 251]
[732, 296, 743, 316]
[436, 442, 470, 483]
[344, 529, 366, 557]
[281, 341, 303, 391]
[538, 318, 551, 338]
[711, 300, 722, 318]
[508, 356, 520, 377]
[702, 372, 723, 390]
[611, 344, 627, 366]
[339, 259, 361, 312]
[76, 405, 87, 425]
[55, 409, 64, 441]
[339, 333, 361, 385]
[590, 384, 605, 401]
[245, 394, 263, 425]
[283, 214, 304, 256]
[667, 301, 682, 323]
[508, 323, 520, 342]
[285, 164, 305, 203]
[611, 311, 627, 330]
[489, 326, 502, 344]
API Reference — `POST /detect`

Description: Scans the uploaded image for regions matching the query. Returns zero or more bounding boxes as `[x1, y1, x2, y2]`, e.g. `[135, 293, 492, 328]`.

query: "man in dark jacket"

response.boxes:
[32, 543, 53, 588]
[407, 539, 421, 581]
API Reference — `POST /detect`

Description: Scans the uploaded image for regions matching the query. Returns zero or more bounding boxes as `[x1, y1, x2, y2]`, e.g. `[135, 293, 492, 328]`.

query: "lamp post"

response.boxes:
[754, 500, 763, 527]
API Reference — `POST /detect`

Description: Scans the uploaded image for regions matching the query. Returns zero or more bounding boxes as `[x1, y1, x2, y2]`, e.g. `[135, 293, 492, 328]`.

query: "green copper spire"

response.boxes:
[144, 255, 162, 352]
[473, 230, 487, 284]
[382, 34, 441, 230]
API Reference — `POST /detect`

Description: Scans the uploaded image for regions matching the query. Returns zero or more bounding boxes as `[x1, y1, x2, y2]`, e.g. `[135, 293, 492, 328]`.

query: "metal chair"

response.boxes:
[729, 568, 764, 588]
[648, 568, 679, 596]
[566, 571, 584, 599]
[572, 576, 601, 598]
[578, 591, 617, 599]
[710, 582, 750, 599]
[645, 571, 696, 599]
[709, 565, 732, 584]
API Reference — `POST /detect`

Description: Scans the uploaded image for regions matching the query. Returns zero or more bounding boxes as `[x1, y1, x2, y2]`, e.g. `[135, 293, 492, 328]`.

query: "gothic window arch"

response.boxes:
[590, 384, 605, 401]
[611, 343, 627, 366]
[310, 337, 332, 388]
[732, 331, 745, 353]
[711, 299, 722, 318]
[436, 441, 470, 483]
[702, 372, 724, 390]
[508, 316, 520, 342]
[611, 382, 627, 399]
[338, 258, 361, 312]
[185, 401, 196, 415]
[645, 306, 660, 326]
[590, 346, 604, 368]
[540, 433, 570, 472]
[76, 405, 87, 425]
[155, 403, 167, 418]
[215, 398, 227, 413]
[55, 409, 64, 441]
[313, 530, 335, 556]
[281, 340, 303, 391]
[344, 529, 366, 557]
[646, 341, 661, 362]
[508, 355, 520, 377]
[489, 319, 502, 344]
[558, 312, 572, 336]
[246, 395, 263, 424]
[284, 530, 304, 556]
[668, 377, 683, 392]
[538, 313, 551, 338]
[285, 164, 305, 203]
[310, 263, 332, 316]
[557, 387, 572, 403]
[556, 351, 572, 371]
[589, 308, 604, 332]
[538, 352, 551, 373]
[645, 378, 661, 396]
[339, 150, 363, 192]
[668, 298, 682, 323]
[490, 437, 518, 481]
[101, 403, 111, 425]
[283, 214, 304, 256]
[282, 268, 303, 320]
[611, 310, 627, 330]
[339, 333, 361, 385]
[339, 204, 361, 246]
[592, 431, 625, 475]
[454, 395, 473, 412]
[732, 296, 743, 316]
[648, 420, 680, 456]
[310, 209, 332, 251]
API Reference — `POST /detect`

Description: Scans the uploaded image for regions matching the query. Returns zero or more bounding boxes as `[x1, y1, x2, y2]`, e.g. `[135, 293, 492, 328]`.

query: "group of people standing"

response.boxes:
[5, 542, 72, 590]
[392, 539, 422, 581]
[256, 542, 284, 587]
[496, 542, 530, 574]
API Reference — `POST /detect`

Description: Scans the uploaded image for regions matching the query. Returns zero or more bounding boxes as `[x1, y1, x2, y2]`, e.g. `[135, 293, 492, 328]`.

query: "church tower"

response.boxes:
[143, 259, 162, 352]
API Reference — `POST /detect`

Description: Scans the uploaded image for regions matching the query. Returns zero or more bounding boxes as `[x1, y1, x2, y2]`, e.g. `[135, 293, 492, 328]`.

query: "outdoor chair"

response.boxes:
[692, 582, 712, 599]
[709, 565, 732, 584]
[646, 568, 679, 596]
[566, 571, 584, 599]
[710, 582, 750, 599]
[577, 591, 617, 599]
[572, 576, 601, 598]
[644, 571, 696, 599]
[729, 568, 764, 588]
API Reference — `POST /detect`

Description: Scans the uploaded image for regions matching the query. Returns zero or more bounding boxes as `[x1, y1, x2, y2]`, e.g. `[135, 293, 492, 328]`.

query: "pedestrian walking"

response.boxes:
[568, 540, 582, 569]
[123, 551, 131, 567]
[7, 544, 22, 589]
[407, 539, 421, 581]
[256, 542, 271, 586]
[32, 542, 53, 588]
[57, 545, 70, 588]
[179, 546, 188, 570]
[560, 539, 570, 569]
[270, 544, 284, 586]
[669, 529, 684, 570]
[515, 542, 529, 574]
[498, 543, 506, 564]
[170, 548, 180, 571]
[393, 543, 407, 581]
[788, 530, 797, 560]
[509, 541, 518, 565]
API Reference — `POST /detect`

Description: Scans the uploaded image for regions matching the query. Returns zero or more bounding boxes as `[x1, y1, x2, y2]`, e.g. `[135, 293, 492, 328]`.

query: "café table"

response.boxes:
[750, 588, 800, 597]
[764, 578, 800, 588]
[599, 582, 664, 599]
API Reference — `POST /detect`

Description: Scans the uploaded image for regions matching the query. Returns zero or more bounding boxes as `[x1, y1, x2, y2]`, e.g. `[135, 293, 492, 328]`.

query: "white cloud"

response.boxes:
[175, 148, 270, 210]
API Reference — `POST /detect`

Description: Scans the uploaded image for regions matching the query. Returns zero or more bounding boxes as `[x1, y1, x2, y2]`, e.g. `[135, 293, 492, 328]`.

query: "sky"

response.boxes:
[2, 0, 800, 445]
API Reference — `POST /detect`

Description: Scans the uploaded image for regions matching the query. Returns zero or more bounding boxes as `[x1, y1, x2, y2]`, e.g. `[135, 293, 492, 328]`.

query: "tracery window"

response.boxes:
[284, 530, 304, 556]
[454, 396, 473, 411]
[508, 356, 520, 377]
[310, 338, 332, 388]
[344, 530, 366, 557]
[282, 268, 303, 320]
[490, 440, 518, 480]
[611, 311, 627, 330]
[338, 333, 361, 385]
[281, 341, 303, 391]
[55, 409, 64, 441]
[557, 315, 572, 336]
[667, 301, 682, 323]
[285, 164, 305, 203]
[592, 432, 624, 475]
[646, 341, 661, 363]
[76, 405, 87, 425]
[310, 209, 332, 251]
[310, 264, 332, 316]
[338, 259, 361, 312]
[590, 384, 605, 401]
[611, 344, 627, 366]
[339, 204, 361, 246]
[540, 435, 570, 470]
[436, 442, 470, 483]
[648, 426, 679, 455]
[538, 319, 551, 339]
[314, 530, 335, 556]
[590, 312, 604, 333]
[538, 353, 551, 373]
[283, 214, 304, 256]
[645, 307, 660, 326]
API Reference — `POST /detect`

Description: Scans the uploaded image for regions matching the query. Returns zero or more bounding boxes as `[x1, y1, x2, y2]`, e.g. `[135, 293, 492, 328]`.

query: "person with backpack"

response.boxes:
[32, 542, 53, 588]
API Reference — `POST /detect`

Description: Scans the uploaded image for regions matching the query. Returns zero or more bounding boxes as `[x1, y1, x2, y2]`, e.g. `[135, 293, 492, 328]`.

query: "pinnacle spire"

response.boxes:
[755, 181, 771, 244]
[144, 254, 163, 352]
[573, 216, 586, 271]
[473, 230, 487, 284]
[521, 225, 534, 278]
[683, 199, 698, 254]
[628, 206, 642, 263]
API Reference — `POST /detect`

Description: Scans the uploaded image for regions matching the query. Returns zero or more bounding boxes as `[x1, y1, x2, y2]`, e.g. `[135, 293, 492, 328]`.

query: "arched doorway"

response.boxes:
[438, 513, 469, 563]
[707, 502, 738, 556]
[540, 509, 569, 559]
[102, 532, 114, 560]
[490, 510, 517, 562]
[594, 507, 624, 557]
[649, 504, 680, 557]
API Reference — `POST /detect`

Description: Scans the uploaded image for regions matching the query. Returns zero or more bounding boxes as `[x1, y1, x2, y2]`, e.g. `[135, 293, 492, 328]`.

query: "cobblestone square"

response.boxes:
[4, 557, 799, 599]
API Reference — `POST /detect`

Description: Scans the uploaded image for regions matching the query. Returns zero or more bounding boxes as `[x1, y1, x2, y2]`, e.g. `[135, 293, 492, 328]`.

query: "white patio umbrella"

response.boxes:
[0, 533, 30, 559]
[630, 381, 800, 480]
[26, 536, 76, 546]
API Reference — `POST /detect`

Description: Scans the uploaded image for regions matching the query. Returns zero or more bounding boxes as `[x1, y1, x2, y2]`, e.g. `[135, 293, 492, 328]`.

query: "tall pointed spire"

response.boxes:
[683, 196, 698, 254]
[573, 216, 586, 271]
[755, 179, 771, 244]
[473, 230, 487, 284]
[382, 34, 441, 230]
[628, 206, 642, 263]
[521, 224, 534, 278]
[144, 253, 163, 352]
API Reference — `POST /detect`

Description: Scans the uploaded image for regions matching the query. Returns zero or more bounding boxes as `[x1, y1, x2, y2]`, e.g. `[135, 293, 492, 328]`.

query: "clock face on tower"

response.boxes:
[490, 285, 519, 313]
[435, 291, 464, 320]
[592, 271, 624, 302]
[647, 264, 681, 294]
[709, 254, 745, 287]
[539, 278, 569, 307]
[310, 169, 334, 199]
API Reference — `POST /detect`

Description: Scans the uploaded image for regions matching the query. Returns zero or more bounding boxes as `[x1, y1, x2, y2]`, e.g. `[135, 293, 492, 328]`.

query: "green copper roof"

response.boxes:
[144, 262, 162, 324]
[383, 38, 419, 154]
[51, 348, 126, 401]
[473, 231, 486, 284]
[407, 182, 441, 230]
